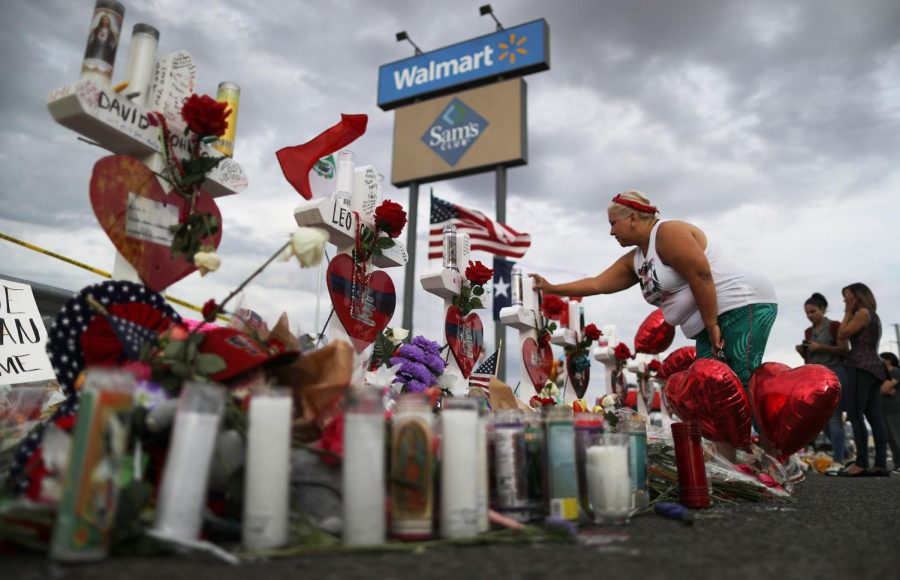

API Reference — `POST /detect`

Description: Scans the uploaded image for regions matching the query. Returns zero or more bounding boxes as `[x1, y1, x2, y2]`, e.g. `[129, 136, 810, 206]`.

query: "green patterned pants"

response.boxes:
[694, 303, 778, 389]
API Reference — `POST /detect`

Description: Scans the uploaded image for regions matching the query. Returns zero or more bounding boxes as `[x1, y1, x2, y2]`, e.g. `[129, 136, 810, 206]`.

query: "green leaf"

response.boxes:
[170, 361, 191, 378]
[376, 236, 395, 249]
[469, 297, 483, 310]
[472, 286, 484, 296]
[196, 353, 227, 375]
[163, 340, 186, 359]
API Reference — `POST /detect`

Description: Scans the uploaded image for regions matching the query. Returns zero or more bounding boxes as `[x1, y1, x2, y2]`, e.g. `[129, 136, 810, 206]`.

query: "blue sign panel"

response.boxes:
[420, 97, 489, 166]
[378, 19, 549, 110]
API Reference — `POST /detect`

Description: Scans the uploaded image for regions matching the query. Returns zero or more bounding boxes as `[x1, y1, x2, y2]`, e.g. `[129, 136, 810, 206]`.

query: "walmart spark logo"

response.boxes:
[497, 32, 528, 64]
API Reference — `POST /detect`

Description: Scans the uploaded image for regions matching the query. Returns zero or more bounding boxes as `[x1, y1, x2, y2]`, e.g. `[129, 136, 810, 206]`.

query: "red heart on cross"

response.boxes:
[445, 305, 484, 378]
[749, 362, 841, 460]
[89, 155, 222, 292]
[566, 353, 591, 399]
[522, 336, 553, 392]
[326, 254, 396, 352]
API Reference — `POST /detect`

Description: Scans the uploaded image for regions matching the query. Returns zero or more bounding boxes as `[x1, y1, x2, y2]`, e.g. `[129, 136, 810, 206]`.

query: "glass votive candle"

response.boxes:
[585, 433, 632, 525]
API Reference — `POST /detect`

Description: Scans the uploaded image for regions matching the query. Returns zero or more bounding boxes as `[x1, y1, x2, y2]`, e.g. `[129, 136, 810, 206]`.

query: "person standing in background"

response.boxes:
[837, 283, 889, 477]
[878, 352, 900, 474]
[796, 293, 849, 475]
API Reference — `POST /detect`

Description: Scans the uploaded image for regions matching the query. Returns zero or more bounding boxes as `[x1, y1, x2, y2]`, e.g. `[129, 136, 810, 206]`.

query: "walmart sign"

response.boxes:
[377, 19, 549, 110]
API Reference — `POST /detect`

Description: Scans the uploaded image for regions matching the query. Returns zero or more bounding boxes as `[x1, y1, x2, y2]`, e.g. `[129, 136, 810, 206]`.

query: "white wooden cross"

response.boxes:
[498, 268, 543, 392]
[549, 299, 583, 402]
[47, 32, 248, 293]
[593, 324, 624, 404]
[293, 152, 408, 348]
[419, 226, 472, 396]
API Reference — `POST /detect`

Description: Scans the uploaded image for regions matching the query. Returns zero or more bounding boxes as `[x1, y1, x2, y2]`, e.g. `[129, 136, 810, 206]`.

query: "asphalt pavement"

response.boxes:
[6, 472, 900, 580]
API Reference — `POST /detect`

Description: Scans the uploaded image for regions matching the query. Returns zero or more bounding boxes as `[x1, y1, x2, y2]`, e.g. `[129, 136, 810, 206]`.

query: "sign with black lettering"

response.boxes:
[0, 278, 56, 385]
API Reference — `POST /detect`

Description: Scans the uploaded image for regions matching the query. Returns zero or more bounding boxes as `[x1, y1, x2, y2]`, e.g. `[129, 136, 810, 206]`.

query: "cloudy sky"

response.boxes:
[1, 0, 898, 397]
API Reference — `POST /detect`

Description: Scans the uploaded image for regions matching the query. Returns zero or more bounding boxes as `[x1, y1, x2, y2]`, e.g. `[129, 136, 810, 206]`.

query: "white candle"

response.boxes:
[154, 412, 221, 540]
[440, 400, 480, 538]
[243, 392, 292, 549]
[342, 394, 386, 546]
[476, 413, 490, 533]
[586, 445, 632, 523]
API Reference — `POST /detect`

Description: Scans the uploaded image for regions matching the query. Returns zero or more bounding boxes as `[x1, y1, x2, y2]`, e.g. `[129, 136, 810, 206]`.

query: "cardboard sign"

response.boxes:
[0, 278, 57, 385]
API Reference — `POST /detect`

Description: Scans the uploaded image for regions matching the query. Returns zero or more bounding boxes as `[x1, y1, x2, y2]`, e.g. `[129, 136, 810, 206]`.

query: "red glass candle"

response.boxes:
[671, 422, 710, 508]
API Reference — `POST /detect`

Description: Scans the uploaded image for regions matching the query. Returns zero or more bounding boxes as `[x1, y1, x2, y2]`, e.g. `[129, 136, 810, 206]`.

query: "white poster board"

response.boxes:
[0, 278, 57, 385]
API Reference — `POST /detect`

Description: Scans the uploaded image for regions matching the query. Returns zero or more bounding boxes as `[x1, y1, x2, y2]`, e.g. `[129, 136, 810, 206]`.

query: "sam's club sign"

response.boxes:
[421, 97, 489, 166]
[378, 19, 549, 110]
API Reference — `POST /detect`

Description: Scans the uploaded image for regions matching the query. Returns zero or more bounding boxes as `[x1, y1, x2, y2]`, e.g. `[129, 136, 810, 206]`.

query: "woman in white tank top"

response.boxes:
[530, 190, 778, 458]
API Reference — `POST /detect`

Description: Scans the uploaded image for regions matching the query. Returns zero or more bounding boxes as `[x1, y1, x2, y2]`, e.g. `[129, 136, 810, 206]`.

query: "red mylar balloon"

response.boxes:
[678, 358, 752, 449]
[660, 346, 697, 379]
[634, 309, 676, 354]
[663, 371, 690, 420]
[749, 363, 841, 460]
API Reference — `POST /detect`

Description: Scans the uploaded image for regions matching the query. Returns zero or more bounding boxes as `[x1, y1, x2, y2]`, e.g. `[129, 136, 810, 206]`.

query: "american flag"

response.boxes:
[429, 194, 531, 259]
[469, 350, 499, 391]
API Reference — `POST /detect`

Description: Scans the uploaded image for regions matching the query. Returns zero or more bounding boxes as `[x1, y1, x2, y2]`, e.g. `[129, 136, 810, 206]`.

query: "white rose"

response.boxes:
[601, 393, 618, 410]
[193, 250, 221, 276]
[389, 328, 409, 344]
[281, 227, 328, 268]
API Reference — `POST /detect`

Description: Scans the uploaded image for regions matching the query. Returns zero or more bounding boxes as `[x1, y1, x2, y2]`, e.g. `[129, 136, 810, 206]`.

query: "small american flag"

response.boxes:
[429, 194, 531, 259]
[469, 350, 499, 391]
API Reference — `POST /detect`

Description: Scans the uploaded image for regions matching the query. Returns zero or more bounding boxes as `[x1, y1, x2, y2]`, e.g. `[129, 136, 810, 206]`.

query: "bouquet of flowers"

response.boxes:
[452, 261, 492, 316]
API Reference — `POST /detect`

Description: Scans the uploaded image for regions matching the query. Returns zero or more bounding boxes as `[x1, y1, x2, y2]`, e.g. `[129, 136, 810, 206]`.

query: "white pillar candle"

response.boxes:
[153, 383, 225, 541]
[123, 24, 159, 107]
[243, 391, 292, 549]
[440, 399, 480, 538]
[476, 412, 490, 533]
[342, 388, 386, 546]
[586, 444, 632, 523]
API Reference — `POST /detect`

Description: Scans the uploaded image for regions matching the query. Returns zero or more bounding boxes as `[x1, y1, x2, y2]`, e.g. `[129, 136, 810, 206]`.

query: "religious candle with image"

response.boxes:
[50, 368, 135, 562]
[390, 393, 434, 540]
[81, 0, 125, 85]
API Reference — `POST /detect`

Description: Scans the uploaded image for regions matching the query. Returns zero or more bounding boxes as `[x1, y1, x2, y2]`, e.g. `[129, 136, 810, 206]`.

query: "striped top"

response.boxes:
[848, 311, 886, 380]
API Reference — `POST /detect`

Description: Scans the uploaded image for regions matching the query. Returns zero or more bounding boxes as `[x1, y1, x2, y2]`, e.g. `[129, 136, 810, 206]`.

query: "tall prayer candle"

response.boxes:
[333, 150, 355, 209]
[624, 416, 649, 511]
[122, 24, 159, 107]
[671, 421, 710, 508]
[574, 413, 605, 518]
[213, 81, 241, 157]
[545, 407, 578, 521]
[523, 413, 545, 521]
[511, 267, 523, 306]
[442, 225, 458, 271]
[440, 398, 480, 538]
[81, 0, 125, 85]
[50, 369, 134, 562]
[493, 409, 529, 522]
[243, 389, 292, 549]
[153, 382, 225, 541]
[390, 393, 434, 540]
[343, 387, 386, 546]
[476, 407, 490, 532]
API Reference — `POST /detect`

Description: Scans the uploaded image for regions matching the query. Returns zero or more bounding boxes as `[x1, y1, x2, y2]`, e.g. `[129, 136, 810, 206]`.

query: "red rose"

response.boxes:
[648, 359, 662, 374]
[540, 397, 556, 407]
[530, 395, 542, 408]
[316, 412, 345, 467]
[465, 260, 493, 286]
[374, 200, 407, 238]
[202, 299, 219, 322]
[539, 331, 551, 346]
[181, 94, 230, 137]
[614, 342, 632, 360]
[584, 323, 602, 341]
[541, 294, 566, 320]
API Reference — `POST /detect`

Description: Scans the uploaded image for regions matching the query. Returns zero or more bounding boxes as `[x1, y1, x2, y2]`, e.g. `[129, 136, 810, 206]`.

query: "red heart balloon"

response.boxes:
[663, 370, 690, 420]
[565, 353, 591, 399]
[522, 336, 553, 392]
[326, 254, 396, 352]
[90, 155, 223, 292]
[634, 309, 675, 354]
[678, 358, 752, 449]
[445, 305, 484, 378]
[750, 363, 841, 459]
[660, 346, 697, 379]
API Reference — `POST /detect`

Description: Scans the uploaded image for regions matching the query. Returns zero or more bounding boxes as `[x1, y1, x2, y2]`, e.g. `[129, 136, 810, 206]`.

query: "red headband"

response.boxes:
[612, 194, 659, 215]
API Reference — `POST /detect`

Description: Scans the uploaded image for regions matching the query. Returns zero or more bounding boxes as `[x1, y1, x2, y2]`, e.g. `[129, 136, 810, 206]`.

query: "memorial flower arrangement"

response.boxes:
[537, 294, 566, 347]
[530, 380, 561, 408]
[153, 93, 232, 270]
[388, 335, 447, 394]
[452, 260, 492, 316]
[565, 322, 602, 373]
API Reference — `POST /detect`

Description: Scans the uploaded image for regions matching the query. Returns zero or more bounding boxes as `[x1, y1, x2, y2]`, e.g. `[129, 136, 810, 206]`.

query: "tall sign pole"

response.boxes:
[402, 181, 419, 333]
[495, 165, 507, 380]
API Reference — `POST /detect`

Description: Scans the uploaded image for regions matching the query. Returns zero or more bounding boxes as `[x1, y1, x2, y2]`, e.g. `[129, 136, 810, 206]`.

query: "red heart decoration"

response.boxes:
[634, 308, 676, 354]
[522, 337, 553, 392]
[565, 353, 591, 399]
[445, 305, 484, 378]
[89, 155, 222, 292]
[660, 346, 697, 379]
[750, 363, 841, 460]
[663, 370, 690, 420]
[326, 254, 396, 352]
[677, 358, 752, 449]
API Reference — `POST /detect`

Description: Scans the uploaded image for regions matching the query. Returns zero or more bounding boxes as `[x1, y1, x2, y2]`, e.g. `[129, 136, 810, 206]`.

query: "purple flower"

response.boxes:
[404, 380, 427, 393]
[422, 353, 447, 375]
[412, 335, 441, 355]
[398, 361, 433, 384]
[394, 343, 427, 364]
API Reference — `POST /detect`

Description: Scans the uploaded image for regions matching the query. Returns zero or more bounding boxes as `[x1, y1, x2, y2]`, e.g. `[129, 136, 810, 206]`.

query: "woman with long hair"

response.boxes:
[837, 283, 889, 476]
